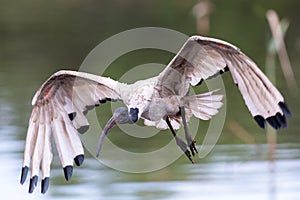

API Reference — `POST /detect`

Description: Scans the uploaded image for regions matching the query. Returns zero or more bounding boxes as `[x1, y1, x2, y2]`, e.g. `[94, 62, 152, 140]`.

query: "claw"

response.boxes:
[174, 135, 194, 163]
[180, 106, 198, 157]
[189, 140, 198, 156]
[184, 149, 194, 164]
[165, 116, 194, 163]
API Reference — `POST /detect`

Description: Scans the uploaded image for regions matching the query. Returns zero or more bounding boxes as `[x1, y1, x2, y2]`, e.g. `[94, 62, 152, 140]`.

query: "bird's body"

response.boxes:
[119, 77, 157, 118]
[20, 35, 291, 194]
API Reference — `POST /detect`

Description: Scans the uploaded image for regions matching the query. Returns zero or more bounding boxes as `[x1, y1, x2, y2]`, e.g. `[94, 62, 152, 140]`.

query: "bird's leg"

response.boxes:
[165, 116, 194, 163]
[180, 106, 198, 156]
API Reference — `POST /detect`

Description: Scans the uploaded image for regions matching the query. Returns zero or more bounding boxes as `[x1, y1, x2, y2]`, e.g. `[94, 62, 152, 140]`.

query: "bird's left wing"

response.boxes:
[20, 70, 122, 193]
[155, 35, 291, 129]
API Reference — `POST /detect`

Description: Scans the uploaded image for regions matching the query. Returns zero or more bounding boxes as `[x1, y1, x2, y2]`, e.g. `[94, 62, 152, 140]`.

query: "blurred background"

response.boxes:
[1, 0, 299, 199]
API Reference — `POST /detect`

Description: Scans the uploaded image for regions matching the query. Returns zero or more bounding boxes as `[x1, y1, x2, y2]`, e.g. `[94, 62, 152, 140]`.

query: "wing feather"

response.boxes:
[30, 108, 45, 178]
[41, 120, 52, 193]
[184, 90, 223, 120]
[51, 99, 74, 168]
[144, 116, 182, 130]
[21, 70, 123, 193]
[22, 106, 39, 169]
[155, 35, 290, 129]
[41, 105, 52, 177]
[54, 95, 85, 159]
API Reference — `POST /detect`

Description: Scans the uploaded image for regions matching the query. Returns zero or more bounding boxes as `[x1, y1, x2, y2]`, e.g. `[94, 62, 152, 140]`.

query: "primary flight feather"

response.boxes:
[20, 35, 291, 193]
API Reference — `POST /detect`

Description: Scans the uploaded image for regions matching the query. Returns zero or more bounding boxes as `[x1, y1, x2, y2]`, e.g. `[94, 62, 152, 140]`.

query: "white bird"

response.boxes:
[20, 35, 291, 194]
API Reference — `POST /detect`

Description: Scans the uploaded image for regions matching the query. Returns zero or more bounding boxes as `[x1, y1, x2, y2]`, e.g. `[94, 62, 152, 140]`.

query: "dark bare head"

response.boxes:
[96, 107, 139, 156]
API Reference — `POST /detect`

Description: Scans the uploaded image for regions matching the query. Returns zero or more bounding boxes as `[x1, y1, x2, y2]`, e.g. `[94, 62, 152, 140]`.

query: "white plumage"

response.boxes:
[20, 35, 291, 194]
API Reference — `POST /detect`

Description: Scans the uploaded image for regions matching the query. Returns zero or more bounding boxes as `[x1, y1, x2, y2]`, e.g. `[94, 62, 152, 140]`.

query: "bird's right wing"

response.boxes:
[154, 35, 291, 129]
[21, 70, 122, 193]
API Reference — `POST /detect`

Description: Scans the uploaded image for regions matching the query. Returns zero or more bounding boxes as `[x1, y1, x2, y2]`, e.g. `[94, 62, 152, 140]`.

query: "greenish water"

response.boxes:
[1, 0, 300, 199]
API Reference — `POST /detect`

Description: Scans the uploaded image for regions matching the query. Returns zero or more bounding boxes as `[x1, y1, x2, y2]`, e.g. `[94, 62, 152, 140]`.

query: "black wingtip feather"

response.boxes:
[63, 166, 73, 181]
[83, 110, 88, 115]
[29, 175, 38, 193]
[224, 66, 229, 72]
[195, 79, 203, 86]
[86, 105, 94, 110]
[266, 116, 280, 130]
[77, 125, 89, 134]
[276, 112, 287, 128]
[279, 102, 292, 118]
[254, 115, 266, 129]
[99, 99, 107, 104]
[74, 154, 84, 166]
[41, 177, 50, 194]
[68, 112, 77, 121]
[20, 166, 29, 185]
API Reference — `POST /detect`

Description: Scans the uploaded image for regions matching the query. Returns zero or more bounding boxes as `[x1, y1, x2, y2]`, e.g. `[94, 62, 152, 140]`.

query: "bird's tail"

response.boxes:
[183, 89, 223, 120]
[143, 89, 223, 130]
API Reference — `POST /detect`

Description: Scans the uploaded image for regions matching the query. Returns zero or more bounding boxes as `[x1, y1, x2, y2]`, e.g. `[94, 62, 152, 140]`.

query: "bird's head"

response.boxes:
[112, 107, 139, 124]
[128, 107, 139, 123]
[96, 107, 139, 156]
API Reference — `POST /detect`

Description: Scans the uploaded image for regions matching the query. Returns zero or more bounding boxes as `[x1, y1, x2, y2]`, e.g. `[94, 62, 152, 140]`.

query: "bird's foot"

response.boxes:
[174, 136, 194, 163]
[188, 139, 198, 156]
[185, 131, 198, 156]
[180, 106, 198, 158]
[184, 149, 194, 164]
[165, 116, 194, 163]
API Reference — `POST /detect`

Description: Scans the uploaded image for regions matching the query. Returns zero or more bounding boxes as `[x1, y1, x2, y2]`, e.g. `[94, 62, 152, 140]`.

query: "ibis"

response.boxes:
[20, 35, 291, 193]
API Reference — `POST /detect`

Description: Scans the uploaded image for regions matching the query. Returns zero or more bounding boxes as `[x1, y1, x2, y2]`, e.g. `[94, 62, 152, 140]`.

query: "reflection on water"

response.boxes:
[1, 48, 300, 200]
[1, 116, 300, 200]
[0, 78, 299, 200]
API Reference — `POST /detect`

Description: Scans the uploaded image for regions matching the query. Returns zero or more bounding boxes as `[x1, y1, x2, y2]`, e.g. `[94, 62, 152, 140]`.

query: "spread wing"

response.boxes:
[155, 35, 291, 129]
[20, 70, 122, 193]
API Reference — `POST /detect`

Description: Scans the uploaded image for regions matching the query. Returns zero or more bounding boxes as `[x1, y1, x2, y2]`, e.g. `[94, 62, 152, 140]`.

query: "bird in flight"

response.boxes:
[20, 35, 291, 194]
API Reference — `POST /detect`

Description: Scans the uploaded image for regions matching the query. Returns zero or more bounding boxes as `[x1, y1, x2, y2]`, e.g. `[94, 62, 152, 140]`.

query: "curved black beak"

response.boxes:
[96, 116, 116, 157]
[96, 107, 139, 157]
